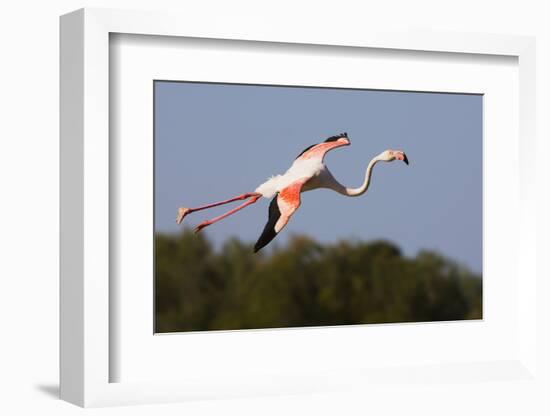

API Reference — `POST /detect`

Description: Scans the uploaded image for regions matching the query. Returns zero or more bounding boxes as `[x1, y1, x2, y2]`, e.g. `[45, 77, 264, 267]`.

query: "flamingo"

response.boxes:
[176, 133, 409, 252]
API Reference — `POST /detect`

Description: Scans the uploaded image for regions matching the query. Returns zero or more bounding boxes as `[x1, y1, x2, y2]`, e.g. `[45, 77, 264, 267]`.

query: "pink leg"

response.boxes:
[176, 192, 260, 224]
[194, 194, 261, 233]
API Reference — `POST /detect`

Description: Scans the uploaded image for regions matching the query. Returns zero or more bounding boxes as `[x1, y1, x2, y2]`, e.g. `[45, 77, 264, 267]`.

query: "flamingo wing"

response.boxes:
[254, 178, 308, 252]
[294, 132, 350, 161]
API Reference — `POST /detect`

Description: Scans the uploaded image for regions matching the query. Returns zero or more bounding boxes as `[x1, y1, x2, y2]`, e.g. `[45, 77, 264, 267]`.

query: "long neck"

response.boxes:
[330, 156, 381, 197]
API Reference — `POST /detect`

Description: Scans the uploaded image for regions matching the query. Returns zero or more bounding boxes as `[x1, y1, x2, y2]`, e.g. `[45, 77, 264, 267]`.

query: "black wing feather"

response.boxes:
[254, 195, 281, 252]
[295, 144, 315, 159]
[324, 132, 348, 142]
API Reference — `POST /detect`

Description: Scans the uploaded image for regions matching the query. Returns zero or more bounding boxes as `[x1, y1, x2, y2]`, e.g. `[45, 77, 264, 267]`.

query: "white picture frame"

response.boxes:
[60, 7, 537, 407]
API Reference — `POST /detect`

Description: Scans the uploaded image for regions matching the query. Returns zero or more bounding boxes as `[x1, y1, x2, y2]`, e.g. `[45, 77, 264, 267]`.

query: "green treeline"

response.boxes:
[155, 229, 482, 333]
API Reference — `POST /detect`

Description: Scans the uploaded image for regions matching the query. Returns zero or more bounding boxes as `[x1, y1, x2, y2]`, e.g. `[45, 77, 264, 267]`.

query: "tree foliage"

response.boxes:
[155, 229, 482, 332]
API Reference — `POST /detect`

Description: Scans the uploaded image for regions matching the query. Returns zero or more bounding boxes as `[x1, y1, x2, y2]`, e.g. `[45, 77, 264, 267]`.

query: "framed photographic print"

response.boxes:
[60, 8, 537, 407]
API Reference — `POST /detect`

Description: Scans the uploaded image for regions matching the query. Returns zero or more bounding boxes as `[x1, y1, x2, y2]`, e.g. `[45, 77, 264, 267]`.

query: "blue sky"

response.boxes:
[154, 81, 482, 273]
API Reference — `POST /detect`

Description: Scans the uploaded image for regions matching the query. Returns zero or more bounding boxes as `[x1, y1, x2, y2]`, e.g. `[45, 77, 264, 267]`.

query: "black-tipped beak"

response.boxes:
[403, 154, 409, 165]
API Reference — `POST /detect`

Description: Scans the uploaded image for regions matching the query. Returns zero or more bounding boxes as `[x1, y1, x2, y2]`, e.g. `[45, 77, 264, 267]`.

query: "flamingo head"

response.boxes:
[380, 149, 409, 165]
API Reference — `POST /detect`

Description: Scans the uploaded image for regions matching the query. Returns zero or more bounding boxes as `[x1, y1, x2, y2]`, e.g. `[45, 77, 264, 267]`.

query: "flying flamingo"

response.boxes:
[176, 133, 408, 252]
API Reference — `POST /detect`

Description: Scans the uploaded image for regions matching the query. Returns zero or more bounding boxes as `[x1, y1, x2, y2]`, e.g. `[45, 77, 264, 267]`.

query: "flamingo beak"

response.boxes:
[395, 151, 409, 165]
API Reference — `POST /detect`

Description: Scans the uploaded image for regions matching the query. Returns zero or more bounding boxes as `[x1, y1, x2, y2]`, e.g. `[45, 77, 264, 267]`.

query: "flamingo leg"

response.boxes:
[176, 192, 260, 224]
[193, 194, 261, 233]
